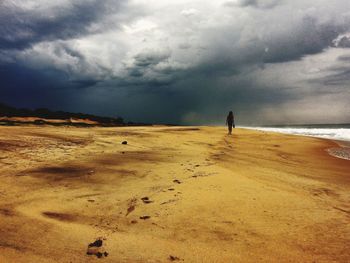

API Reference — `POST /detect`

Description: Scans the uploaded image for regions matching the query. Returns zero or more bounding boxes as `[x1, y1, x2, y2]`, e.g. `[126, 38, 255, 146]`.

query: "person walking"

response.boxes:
[226, 111, 235, 135]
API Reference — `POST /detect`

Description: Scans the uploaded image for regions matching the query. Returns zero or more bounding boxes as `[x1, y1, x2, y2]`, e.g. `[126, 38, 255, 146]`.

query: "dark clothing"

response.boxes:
[226, 114, 234, 134]
[226, 115, 234, 126]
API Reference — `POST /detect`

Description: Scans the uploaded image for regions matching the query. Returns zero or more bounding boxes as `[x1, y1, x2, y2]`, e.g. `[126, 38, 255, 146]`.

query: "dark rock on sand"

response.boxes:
[169, 255, 180, 261]
[140, 215, 151, 220]
[122, 141, 128, 145]
[88, 239, 103, 248]
[87, 239, 108, 258]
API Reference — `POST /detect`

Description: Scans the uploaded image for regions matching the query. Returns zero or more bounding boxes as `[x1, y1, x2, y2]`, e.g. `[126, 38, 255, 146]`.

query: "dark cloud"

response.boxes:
[0, 0, 350, 125]
[122, 49, 176, 87]
[0, 0, 127, 50]
[0, 63, 69, 108]
[70, 79, 101, 88]
[263, 17, 345, 63]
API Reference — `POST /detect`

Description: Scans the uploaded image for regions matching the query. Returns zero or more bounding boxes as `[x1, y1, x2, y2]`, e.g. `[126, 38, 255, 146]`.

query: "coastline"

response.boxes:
[327, 140, 350, 161]
[0, 126, 349, 262]
[242, 126, 350, 161]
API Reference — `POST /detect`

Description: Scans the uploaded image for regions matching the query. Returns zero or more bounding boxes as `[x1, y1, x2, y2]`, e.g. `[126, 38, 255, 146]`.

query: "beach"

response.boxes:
[0, 126, 349, 262]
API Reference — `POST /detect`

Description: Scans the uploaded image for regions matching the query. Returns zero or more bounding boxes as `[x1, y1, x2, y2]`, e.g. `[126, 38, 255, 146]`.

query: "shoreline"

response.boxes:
[327, 139, 350, 161]
[241, 127, 350, 161]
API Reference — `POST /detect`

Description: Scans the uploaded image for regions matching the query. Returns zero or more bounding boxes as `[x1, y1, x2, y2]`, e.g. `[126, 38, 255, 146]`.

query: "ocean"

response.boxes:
[243, 124, 350, 142]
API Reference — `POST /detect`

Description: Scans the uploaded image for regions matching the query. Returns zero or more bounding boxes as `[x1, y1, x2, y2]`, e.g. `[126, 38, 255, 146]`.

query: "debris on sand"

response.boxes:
[87, 239, 108, 258]
[126, 198, 137, 216]
[168, 188, 175, 191]
[139, 215, 151, 220]
[122, 141, 128, 145]
[126, 205, 135, 216]
[168, 255, 180, 261]
[160, 199, 177, 205]
[173, 179, 181, 184]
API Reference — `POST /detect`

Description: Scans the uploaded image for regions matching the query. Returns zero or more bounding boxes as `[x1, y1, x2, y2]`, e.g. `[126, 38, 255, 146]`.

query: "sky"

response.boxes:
[1, 0, 350, 125]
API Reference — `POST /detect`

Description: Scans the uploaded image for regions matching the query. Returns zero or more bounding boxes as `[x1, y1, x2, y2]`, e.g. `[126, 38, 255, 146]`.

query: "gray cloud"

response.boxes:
[224, 0, 282, 9]
[1, 0, 350, 125]
[333, 35, 350, 48]
[262, 17, 345, 63]
[0, 0, 130, 50]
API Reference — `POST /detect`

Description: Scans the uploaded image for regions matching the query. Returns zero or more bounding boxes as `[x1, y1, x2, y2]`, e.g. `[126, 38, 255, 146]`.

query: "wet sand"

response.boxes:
[0, 126, 349, 262]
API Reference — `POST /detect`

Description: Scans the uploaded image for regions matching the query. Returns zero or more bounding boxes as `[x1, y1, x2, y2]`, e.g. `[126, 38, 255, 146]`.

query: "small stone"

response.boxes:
[86, 239, 108, 258]
[122, 141, 127, 145]
[169, 255, 180, 261]
[88, 239, 103, 247]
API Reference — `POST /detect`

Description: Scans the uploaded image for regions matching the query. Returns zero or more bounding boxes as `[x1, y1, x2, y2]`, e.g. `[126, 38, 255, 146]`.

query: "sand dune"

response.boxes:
[0, 116, 99, 125]
[0, 126, 349, 262]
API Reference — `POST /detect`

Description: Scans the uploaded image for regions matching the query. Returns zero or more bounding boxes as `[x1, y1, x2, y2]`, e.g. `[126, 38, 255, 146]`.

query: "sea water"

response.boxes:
[243, 124, 350, 160]
[243, 124, 350, 142]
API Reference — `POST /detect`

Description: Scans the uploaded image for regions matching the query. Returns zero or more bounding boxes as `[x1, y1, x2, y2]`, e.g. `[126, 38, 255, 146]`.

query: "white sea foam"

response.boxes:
[243, 127, 350, 142]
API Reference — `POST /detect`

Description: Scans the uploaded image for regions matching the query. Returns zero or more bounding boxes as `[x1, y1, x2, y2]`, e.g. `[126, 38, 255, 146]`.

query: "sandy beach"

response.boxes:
[0, 126, 349, 263]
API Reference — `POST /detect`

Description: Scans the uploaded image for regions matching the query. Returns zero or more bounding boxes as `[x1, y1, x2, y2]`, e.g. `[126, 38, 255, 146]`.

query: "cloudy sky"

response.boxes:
[1, 0, 350, 125]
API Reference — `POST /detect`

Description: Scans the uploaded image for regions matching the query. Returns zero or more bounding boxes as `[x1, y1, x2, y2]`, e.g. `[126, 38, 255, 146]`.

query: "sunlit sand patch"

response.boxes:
[0, 126, 349, 262]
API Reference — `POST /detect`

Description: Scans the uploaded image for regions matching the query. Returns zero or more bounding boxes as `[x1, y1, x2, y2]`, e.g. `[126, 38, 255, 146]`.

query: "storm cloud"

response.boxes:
[1, 0, 350, 125]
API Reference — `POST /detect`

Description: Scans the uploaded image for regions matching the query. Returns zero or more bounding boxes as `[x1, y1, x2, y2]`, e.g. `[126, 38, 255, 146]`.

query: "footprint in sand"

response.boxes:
[141, 196, 153, 204]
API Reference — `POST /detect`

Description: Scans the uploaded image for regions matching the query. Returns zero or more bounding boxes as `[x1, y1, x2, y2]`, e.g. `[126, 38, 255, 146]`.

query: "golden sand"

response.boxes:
[0, 126, 349, 262]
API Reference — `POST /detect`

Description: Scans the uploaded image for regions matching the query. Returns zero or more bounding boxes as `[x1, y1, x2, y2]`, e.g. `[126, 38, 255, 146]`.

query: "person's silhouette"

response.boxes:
[226, 111, 235, 135]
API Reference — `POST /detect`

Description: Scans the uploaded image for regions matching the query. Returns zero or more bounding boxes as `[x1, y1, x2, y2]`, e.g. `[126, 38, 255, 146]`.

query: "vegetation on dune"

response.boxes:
[0, 102, 125, 126]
